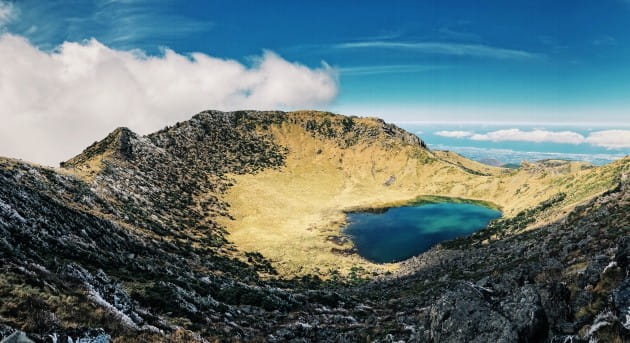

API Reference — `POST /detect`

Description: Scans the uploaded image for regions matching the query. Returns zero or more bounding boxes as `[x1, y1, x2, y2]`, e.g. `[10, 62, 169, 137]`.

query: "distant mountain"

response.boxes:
[0, 110, 628, 342]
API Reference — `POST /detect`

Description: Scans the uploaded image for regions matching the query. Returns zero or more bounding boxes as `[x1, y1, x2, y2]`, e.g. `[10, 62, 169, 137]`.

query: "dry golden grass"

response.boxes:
[62, 150, 109, 182]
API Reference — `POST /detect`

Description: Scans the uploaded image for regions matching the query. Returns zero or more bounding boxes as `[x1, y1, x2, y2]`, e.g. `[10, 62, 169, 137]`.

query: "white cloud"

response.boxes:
[435, 130, 474, 138]
[470, 129, 586, 144]
[0, 34, 338, 166]
[585, 130, 630, 149]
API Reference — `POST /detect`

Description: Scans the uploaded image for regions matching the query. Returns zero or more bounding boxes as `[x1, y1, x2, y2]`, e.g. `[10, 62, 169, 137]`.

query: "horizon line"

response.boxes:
[390, 120, 630, 127]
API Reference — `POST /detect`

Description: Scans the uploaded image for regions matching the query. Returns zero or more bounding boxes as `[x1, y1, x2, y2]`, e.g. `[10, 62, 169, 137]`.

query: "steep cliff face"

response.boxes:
[0, 110, 628, 342]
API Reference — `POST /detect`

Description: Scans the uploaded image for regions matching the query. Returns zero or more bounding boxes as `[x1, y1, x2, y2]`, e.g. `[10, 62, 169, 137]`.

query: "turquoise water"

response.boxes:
[344, 199, 501, 263]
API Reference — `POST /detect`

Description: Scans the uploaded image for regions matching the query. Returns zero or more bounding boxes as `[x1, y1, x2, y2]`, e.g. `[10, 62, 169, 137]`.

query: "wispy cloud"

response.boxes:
[338, 64, 449, 76]
[592, 36, 616, 46]
[90, 0, 214, 49]
[434, 128, 630, 149]
[357, 29, 405, 41]
[335, 41, 543, 60]
[438, 21, 481, 42]
[0, 1, 16, 28]
[2, 0, 213, 51]
[538, 35, 557, 46]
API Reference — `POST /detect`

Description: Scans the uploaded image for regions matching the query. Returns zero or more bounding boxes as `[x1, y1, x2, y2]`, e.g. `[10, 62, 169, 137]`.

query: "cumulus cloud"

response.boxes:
[435, 130, 474, 138]
[470, 129, 585, 144]
[585, 130, 630, 149]
[0, 34, 338, 166]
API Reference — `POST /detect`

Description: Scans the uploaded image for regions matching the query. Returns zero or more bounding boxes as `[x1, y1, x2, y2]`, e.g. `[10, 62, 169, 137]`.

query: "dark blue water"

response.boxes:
[344, 199, 501, 263]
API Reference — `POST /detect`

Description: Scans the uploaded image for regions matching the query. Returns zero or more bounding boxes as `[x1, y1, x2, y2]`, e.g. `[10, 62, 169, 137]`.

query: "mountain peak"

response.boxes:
[60, 126, 139, 175]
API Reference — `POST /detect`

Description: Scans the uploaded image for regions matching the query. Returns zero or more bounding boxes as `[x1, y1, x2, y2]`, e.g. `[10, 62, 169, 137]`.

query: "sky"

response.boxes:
[0, 0, 629, 165]
[398, 123, 629, 165]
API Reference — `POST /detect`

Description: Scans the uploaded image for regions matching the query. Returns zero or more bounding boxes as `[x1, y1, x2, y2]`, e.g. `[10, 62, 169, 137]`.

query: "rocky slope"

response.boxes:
[0, 110, 628, 342]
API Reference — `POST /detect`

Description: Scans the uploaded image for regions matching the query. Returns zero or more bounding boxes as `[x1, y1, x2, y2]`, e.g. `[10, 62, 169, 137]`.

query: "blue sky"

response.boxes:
[0, 0, 629, 165]
[3, 0, 630, 122]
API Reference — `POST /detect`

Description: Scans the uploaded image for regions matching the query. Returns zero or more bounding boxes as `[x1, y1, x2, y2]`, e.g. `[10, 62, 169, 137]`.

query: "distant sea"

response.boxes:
[397, 123, 630, 166]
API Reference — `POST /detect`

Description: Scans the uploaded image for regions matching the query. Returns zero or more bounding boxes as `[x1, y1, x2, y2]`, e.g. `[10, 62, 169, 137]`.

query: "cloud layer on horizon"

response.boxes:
[434, 130, 474, 138]
[585, 130, 630, 149]
[0, 34, 338, 166]
[435, 129, 630, 149]
[470, 129, 585, 144]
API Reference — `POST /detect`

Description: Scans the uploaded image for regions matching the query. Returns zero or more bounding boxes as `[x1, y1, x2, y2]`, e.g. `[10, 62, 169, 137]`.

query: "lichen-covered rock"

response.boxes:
[428, 285, 517, 343]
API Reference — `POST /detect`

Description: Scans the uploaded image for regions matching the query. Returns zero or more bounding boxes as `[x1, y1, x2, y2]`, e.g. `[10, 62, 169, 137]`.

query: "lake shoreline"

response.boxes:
[342, 195, 503, 214]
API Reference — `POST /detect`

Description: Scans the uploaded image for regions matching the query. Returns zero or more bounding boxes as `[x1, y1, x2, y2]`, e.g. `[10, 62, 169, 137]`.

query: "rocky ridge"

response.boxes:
[0, 110, 628, 342]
